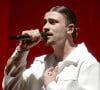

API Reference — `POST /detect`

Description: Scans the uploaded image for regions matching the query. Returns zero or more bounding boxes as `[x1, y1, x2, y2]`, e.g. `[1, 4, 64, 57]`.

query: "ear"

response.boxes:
[66, 24, 75, 34]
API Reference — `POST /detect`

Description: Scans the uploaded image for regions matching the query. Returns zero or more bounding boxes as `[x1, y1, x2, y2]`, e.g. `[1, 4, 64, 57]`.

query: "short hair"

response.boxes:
[48, 6, 78, 39]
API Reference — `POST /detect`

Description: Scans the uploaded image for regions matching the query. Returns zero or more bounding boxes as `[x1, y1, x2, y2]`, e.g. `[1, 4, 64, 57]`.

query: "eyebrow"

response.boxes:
[43, 18, 59, 22]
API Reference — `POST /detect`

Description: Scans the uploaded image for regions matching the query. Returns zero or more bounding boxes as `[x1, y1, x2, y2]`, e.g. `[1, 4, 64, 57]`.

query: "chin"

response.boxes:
[45, 40, 55, 46]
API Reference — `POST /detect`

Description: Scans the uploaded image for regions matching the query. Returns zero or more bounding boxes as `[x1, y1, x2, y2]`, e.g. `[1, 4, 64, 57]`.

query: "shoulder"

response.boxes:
[81, 51, 98, 64]
[79, 51, 100, 72]
[77, 43, 99, 66]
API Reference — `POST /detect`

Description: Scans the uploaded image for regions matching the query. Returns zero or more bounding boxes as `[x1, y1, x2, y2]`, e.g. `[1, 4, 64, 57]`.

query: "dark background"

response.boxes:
[0, 0, 100, 89]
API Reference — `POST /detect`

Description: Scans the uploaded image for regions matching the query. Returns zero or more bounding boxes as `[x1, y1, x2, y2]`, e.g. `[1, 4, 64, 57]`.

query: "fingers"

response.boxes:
[17, 29, 41, 51]
[22, 29, 41, 41]
[43, 66, 58, 86]
[45, 66, 58, 76]
[54, 66, 58, 74]
[45, 67, 54, 75]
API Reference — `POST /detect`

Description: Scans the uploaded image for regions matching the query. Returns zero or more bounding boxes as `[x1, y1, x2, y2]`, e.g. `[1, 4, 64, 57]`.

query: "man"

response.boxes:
[2, 6, 100, 90]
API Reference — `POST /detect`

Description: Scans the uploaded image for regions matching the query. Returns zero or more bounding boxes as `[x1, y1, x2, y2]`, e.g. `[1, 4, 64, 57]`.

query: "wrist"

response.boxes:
[45, 81, 57, 90]
[44, 79, 56, 87]
[17, 45, 30, 52]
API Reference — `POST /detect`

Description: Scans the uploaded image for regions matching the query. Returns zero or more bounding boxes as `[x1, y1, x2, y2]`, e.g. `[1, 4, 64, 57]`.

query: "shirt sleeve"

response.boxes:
[2, 47, 29, 90]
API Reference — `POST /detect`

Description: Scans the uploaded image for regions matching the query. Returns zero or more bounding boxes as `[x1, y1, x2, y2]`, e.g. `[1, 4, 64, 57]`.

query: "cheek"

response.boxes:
[53, 25, 63, 32]
[55, 26, 66, 34]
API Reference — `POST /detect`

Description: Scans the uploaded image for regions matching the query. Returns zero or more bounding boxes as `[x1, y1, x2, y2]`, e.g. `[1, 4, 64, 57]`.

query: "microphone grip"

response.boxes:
[9, 34, 30, 40]
[9, 32, 47, 41]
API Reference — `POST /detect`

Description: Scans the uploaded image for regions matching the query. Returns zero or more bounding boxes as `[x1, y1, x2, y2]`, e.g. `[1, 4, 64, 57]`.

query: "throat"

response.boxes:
[52, 39, 77, 62]
[53, 45, 76, 62]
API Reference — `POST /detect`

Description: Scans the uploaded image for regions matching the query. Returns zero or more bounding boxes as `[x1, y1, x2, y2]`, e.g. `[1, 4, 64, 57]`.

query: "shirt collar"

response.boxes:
[62, 42, 88, 65]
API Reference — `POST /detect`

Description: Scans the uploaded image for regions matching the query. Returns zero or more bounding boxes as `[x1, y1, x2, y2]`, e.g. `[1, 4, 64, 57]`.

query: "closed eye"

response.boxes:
[43, 18, 59, 26]
[49, 19, 58, 25]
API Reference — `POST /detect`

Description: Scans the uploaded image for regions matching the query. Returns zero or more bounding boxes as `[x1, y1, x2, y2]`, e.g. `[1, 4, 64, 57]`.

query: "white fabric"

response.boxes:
[2, 43, 100, 90]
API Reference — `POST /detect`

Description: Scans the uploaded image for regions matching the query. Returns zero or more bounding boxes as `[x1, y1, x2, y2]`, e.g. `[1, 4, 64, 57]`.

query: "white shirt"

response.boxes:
[2, 43, 100, 90]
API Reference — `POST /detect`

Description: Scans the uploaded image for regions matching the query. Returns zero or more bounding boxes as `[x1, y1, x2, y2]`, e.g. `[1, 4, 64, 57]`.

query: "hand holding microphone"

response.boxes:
[9, 29, 47, 41]
[10, 29, 47, 51]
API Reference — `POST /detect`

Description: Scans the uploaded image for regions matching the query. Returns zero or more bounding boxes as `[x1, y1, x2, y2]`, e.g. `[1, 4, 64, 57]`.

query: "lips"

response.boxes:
[46, 32, 53, 37]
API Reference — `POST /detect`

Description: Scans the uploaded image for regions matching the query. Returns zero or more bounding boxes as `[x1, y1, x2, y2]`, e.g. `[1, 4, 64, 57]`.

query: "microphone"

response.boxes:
[9, 32, 47, 41]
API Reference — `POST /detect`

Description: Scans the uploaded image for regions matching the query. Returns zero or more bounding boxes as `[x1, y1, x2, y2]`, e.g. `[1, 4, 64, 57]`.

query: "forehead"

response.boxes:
[44, 11, 66, 21]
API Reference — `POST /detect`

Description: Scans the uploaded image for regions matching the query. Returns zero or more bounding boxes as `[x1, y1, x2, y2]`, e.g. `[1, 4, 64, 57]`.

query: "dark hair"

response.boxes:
[48, 6, 78, 39]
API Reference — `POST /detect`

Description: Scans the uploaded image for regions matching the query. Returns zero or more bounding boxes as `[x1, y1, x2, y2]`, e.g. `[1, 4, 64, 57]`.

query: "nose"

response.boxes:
[43, 23, 50, 32]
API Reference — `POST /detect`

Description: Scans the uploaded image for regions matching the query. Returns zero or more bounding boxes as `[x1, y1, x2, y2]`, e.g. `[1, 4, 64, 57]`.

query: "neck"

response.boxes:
[52, 39, 76, 61]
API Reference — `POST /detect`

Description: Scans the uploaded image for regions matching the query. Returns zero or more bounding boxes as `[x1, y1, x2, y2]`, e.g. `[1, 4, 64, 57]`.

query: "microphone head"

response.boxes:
[41, 32, 47, 41]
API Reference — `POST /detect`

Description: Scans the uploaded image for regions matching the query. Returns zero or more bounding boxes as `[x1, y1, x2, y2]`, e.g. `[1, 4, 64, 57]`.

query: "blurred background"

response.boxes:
[0, 0, 100, 89]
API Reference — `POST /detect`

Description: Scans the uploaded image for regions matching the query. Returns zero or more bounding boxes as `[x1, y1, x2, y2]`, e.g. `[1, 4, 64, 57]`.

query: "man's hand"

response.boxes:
[17, 29, 41, 51]
[43, 66, 58, 87]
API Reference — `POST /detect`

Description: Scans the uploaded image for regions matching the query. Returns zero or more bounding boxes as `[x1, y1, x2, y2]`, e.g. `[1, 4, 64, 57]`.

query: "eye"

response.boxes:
[49, 19, 58, 25]
[43, 19, 47, 26]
